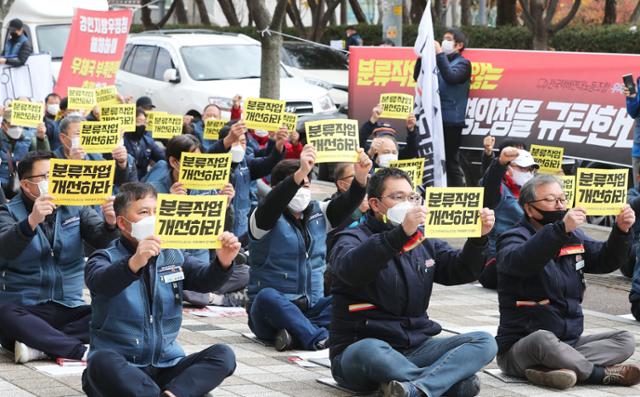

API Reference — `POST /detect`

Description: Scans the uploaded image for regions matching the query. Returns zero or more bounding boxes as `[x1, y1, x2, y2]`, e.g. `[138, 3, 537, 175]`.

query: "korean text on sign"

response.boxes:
[178, 152, 232, 190]
[11, 101, 44, 128]
[380, 93, 414, 119]
[152, 114, 183, 140]
[575, 168, 627, 215]
[101, 103, 135, 132]
[68, 87, 97, 110]
[80, 121, 121, 153]
[305, 119, 360, 163]
[356, 59, 417, 88]
[282, 113, 298, 132]
[48, 158, 115, 206]
[146, 111, 166, 134]
[530, 144, 564, 174]
[425, 187, 484, 238]
[389, 158, 425, 190]
[204, 119, 227, 141]
[155, 194, 228, 249]
[560, 175, 575, 208]
[96, 86, 119, 106]
[244, 98, 285, 131]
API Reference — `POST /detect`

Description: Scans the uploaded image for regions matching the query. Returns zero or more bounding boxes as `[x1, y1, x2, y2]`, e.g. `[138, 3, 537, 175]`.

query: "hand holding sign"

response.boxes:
[479, 208, 495, 236]
[403, 205, 427, 237]
[129, 236, 162, 273]
[70, 147, 87, 160]
[216, 231, 241, 270]
[563, 207, 587, 233]
[499, 146, 519, 166]
[616, 204, 635, 233]
[28, 194, 56, 229]
[36, 123, 46, 140]
[483, 136, 495, 155]
[407, 113, 417, 132]
[370, 103, 382, 123]
[101, 196, 116, 227]
[354, 148, 372, 187]
[224, 121, 246, 148]
[274, 126, 289, 153]
[295, 145, 316, 184]
[170, 182, 187, 195]
[111, 145, 128, 169]
[220, 183, 235, 204]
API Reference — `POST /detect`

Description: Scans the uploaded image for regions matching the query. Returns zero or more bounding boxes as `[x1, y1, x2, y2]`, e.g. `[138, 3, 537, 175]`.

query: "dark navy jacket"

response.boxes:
[496, 219, 631, 353]
[329, 213, 488, 360]
[123, 130, 165, 180]
[436, 52, 471, 127]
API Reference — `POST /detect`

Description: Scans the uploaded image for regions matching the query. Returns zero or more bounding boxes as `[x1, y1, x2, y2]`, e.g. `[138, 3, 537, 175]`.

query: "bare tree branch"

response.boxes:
[287, 0, 306, 34]
[270, 0, 289, 30]
[630, 0, 640, 23]
[319, 0, 343, 28]
[518, 0, 535, 28]
[544, 0, 558, 25]
[550, 0, 581, 33]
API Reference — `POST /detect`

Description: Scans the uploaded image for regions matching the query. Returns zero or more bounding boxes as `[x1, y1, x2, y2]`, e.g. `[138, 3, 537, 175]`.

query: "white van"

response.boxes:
[2, 0, 108, 78]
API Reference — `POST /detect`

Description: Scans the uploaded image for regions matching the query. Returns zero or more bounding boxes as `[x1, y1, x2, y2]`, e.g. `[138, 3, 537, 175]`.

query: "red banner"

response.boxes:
[55, 8, 132, 95]
[348, 47, 639, 167]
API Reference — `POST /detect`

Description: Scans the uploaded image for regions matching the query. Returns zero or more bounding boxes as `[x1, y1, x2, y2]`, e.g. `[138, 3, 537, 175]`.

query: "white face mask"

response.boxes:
[71, 137, 81, 149]
[129, 215, 156, 241]
[386, 200, 413, 226]
[511, 169, 533, 187]
[377, 153, 398, 168]
[288, 187, 312, 213]
[254, 130, 269, 138]
[6, 126, 23, 139]
[442, 39, 456, 55]
[47, 104, 60, 116]
[37, 180, 48, 197]
[230, 145, 245, 163]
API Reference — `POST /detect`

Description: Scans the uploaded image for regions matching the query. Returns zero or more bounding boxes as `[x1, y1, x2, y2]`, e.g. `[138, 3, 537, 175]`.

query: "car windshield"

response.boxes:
[282, 44, 348, 70]
[181, 44, 286, 81]
[36, 24, 71, 60]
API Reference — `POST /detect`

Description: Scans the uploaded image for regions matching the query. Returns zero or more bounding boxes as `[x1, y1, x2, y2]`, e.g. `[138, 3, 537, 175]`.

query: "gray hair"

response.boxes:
[58, 115, 85, 135]
[518, 174, 563, 208]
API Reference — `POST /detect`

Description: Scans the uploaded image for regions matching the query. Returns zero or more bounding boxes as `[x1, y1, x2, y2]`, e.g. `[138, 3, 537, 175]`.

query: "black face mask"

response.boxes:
[531, 205, 566, 225]
[133, 125, 146, 137]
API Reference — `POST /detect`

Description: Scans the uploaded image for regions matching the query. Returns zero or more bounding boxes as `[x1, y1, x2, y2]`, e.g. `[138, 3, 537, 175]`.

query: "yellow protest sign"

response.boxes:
[152, 114, 183, 140]
[389, 158, 425, 190]
[425, 187, 484, 238]
[282, 113, 298, 132]
[559, 175, 575, 208]
[155, 194, 227, 249]
[10, 100, 44, 128]
[48, 158, 115, 206]
[79, 121, 121, 154]
[244, 97, 285, 131]
[305, 119, 359, 163]
[146, 111, 166, 134]
[530, 144, 564, 174]
[95, 86, 119, 106]
[178, 152, 232, 190]
[203, 119, 227, 141]
[101, 104, 136, 132]
[575, 168, 627, 215]
[68, 87, 97, 110]
[380, 93, 414, 119]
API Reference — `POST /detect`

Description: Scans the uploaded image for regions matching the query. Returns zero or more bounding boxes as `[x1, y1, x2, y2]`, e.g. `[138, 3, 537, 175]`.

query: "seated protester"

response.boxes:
[478, 147, 538, 290]
[211, 121, 287, 241]
[368, 134, 403, 171]
[44, 93, 62, 151]
[0, 19, 33, 67]
[247, 129, 276, 158]
[496, 174, 640, 390]
[136, 95, 155, 112]
[359, 103, 418, 158]
[248, 146, 370, 351]
[0, 107, 33, 199]
[0, 151, 119, 363]
[124, 108, 165, 180]
[143, 134, 249, 308]
[284, 128, 303, 160]
[481, 136, 526, 175]
[192, 103, 223, 153]
[54, 115, 138, 189]
[82, 182, 238, 397]
[29, 122, 50, 152]
[329, 167, 497, 397]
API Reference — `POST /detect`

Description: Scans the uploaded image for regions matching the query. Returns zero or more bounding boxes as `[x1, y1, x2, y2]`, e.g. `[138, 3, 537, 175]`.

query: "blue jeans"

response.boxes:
[249, 287, 331, 350]
[331, 332, 497, 397]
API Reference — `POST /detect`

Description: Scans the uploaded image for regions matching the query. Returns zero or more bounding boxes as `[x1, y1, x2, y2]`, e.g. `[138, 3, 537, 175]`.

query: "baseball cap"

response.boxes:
[8, 19, 23, 31]
[136, 96, 155, 109]
[512, 149, 539, 169]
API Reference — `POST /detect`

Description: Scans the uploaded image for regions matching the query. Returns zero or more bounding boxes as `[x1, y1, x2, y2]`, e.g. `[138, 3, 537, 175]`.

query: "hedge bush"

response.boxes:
[130, 23, 640, 54]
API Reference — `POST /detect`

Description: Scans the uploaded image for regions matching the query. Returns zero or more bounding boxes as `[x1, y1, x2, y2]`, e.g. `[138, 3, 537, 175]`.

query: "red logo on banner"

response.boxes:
[54, 8, 132, 95]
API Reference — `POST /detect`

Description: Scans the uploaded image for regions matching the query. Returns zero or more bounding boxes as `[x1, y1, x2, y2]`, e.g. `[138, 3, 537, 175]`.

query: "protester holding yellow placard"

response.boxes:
[379, 93, 414, 119]
[79, 121, 121, 154]
[67, 87, 97, 110]
[530, 144, 564, 174]
[305, 119, 360, 163]
[389, 158, 425, 189]
[244, 97, 286, 131]
[83, 182, 239, 396]
[0, 107, 34, 199]
[0, 151, 118, 364]
[100, 103, 136, 133]
[575, 168, 628, 216]
[359, 103, 419, 164]
[152, 113, 183, 140]
[10, 100, 44, 128]
[425, 187, 485, 238]
[53, 115, 137, 190]
[122, 108, 165, 180]
[95, 86, 119, 106]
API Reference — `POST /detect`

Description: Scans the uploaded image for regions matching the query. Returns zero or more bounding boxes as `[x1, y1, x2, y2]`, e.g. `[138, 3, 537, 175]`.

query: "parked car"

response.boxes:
[280, 41, 349, 107]
[116, 30, 339, 120]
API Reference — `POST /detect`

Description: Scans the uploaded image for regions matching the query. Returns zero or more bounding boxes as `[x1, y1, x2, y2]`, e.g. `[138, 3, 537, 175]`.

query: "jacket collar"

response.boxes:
[364, 211, 395, 233]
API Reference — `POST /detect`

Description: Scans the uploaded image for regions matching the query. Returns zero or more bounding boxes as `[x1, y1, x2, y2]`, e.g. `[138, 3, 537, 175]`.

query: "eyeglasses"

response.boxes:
[529, 196, 567, 205]
[381, 192, 423, 205]
[25, 173, 49, 183]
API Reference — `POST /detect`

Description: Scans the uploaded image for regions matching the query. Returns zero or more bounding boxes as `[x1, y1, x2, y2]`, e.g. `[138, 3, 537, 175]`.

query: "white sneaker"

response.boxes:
[14, 341, 47, 364]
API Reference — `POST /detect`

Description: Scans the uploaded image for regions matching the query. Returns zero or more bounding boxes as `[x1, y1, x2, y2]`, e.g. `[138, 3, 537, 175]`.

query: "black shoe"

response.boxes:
[314, 338, 328, 350]
[274, 329, 294, 351]
[444, 375, 481, 397]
